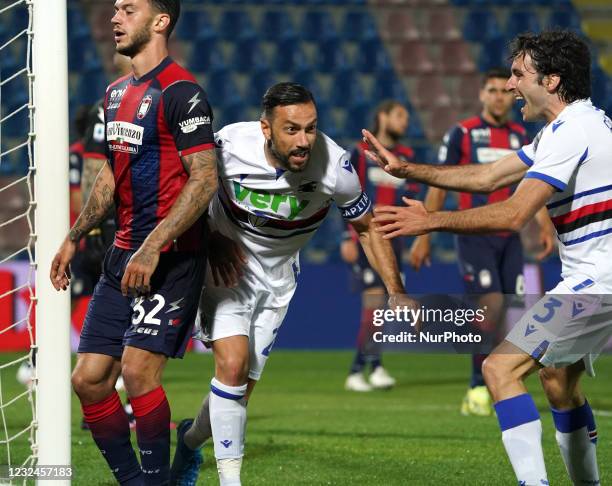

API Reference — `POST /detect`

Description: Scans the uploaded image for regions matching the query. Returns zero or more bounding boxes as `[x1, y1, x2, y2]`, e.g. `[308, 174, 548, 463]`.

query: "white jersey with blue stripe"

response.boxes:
[517, 99, 612, 290]
[209, 122, 370, 268]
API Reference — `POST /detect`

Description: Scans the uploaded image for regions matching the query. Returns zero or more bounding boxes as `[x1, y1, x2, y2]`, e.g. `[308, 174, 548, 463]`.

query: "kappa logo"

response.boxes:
[220, 440, 233, 448]
[342, 158, 353, 173]
[572, 301, 586, 318]
[552, 120, 565, 133]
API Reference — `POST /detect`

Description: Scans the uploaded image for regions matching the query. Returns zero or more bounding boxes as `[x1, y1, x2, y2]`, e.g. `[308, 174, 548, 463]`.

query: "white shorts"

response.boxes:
[506, 276, 612, 376]
[193, 255, 299, 380]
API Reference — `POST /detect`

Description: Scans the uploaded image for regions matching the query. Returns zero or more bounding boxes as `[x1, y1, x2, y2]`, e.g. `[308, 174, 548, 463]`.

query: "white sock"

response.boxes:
[501, 420, 548, 485]
[494, 394, 548, 485]
[210, 378, 247, 486]
[552, 401, 600, 485]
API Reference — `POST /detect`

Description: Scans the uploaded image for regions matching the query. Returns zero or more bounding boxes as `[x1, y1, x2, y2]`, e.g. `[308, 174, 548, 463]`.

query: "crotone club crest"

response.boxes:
[137, 95, 153, 120]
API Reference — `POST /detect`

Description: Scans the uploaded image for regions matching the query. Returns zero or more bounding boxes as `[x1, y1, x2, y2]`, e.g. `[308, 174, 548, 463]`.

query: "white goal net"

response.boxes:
[0, 0, 37, 483]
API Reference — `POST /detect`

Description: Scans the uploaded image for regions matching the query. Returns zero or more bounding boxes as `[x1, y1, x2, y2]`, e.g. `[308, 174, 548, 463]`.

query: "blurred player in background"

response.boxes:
[366, 30, 610, 486]
[341, 101, 417, 392]
[170, 83, 410, 486]
[50, 0, 218, 484]
[409, 68, 555, 416]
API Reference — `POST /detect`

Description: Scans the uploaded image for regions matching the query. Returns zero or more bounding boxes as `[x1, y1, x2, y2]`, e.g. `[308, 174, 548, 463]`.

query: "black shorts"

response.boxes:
[78, 246, 205, 358]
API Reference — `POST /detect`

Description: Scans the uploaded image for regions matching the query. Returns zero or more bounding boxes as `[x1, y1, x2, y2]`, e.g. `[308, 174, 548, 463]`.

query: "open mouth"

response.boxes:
[515, 94, 526, 114]
[114, 31, 125, 42]
[290, 150, 309, 163]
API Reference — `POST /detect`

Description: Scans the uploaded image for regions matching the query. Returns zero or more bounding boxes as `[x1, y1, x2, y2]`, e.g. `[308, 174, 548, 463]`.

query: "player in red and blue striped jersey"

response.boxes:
[409, 69, 555, 415]
[50, 1, 218, 484]
[342, 101, 418, 392]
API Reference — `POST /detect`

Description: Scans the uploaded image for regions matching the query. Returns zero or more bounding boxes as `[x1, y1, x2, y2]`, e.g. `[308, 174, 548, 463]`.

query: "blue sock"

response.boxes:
[349, 351, 366, 374]
[494, 394, 548, 484]
[470, 354, 486, 387]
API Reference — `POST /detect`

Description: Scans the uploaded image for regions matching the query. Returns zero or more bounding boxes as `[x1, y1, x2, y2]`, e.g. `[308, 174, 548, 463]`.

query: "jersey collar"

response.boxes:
[131, 56, 173, 86]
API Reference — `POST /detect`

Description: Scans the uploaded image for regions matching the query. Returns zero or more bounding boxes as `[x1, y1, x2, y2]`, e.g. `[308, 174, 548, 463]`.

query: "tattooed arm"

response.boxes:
[120, 149, 218, 296]
[50, 161, 115, 290]
[81, 157, 107, 206]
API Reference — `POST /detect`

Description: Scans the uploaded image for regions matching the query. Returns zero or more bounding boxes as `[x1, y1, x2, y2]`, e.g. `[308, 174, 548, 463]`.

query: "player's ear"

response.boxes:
[545, 74, 561, 94]
[260, 117, 272, 141]
[153, 12, 170, 35]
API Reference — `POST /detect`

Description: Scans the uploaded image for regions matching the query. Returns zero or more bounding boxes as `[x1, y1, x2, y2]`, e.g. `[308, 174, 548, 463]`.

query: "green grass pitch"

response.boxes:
[1, 351, 611, 485]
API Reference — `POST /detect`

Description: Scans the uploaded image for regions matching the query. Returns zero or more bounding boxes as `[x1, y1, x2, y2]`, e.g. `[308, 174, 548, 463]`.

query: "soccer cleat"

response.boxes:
[460, 386, 492, 416]
[369, 366, 396, 389]
[170, 418, 203, 486]
[345, 372, 373, 392]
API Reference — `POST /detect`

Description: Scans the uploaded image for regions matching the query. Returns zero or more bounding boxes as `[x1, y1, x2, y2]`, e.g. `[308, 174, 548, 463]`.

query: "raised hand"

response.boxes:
[362, 129, 411, 179]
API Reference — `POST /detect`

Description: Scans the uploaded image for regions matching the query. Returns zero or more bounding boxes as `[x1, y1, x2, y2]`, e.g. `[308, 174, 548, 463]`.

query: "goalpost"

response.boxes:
[32, 0, 71, 482]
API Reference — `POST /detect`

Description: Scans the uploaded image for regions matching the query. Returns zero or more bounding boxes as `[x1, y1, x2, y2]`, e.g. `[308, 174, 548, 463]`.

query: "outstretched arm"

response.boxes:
[373, 179, 555, 238]
[362, 129, 528, 193]
[349, 212, 405, 295]
[120, 149, 218, 296]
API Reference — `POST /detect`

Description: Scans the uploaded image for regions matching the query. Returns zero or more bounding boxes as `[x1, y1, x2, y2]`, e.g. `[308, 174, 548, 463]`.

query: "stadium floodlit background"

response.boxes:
[0, 0, 611, 484]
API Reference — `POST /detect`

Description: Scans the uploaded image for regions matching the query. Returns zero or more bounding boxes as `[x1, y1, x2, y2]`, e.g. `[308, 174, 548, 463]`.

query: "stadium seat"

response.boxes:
[546, 7, 581, 30]
[300, 10, 337, 42]
[232, 37, 267, 73]
[272, 42, 310, 73]
[315, 103, 340, 140]
[506, 10, 540, 39]
[425, 7, 461, 41]
[413, 75, 452, 109]
[89, 3, 114, 42]
[217, 99, 247, 129]
[456, 72, 483, 109]
[245, 66, 276, 105]
[315, 37, 350, 73]
[330, 68, 365, 108]
[371, 72, 409, 106]
[259, 9, 296, 42]
[355, 38, 394, 73]
[397, 40, 435, 75]
[206, 68, 240, 102]
[189, 37, 224, 73]
[477, 36, 509, 71]
[218, 10, 256, 41]
[380, 11, 421, 42]
[462, 9, 501, 43]
[426, 106, 460, 141]
[340, 11, 378, 42]
[438, 40, 476, 74]
[344, 101, 373, 138]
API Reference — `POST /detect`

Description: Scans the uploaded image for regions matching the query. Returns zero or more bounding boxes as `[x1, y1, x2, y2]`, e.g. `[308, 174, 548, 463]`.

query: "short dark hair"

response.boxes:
[509, 30, 591, 104]
[150, 0, 180, 38]
[261, 82, 315, 119]
[372, 100, 404, 134]
[482, 67, 511, 86]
